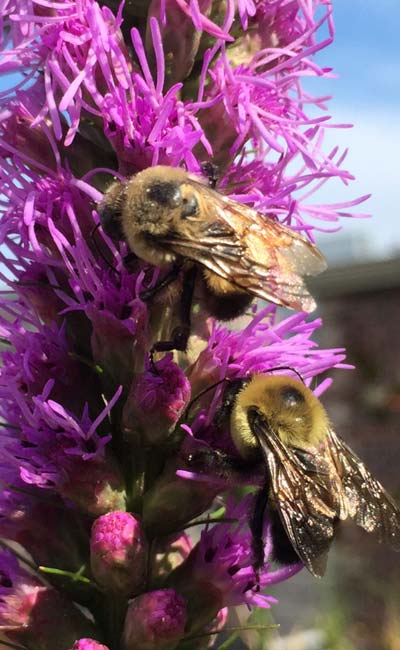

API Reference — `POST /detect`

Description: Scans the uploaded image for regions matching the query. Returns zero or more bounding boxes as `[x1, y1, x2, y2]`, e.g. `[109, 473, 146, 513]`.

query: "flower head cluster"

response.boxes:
[0, 0, 364, 648]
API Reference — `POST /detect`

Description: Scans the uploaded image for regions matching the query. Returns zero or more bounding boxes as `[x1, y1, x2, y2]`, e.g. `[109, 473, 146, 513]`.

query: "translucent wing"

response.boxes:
[327, 429, 400, 549]
[165, 181, 327, 313]
[251, 416, 349, 577]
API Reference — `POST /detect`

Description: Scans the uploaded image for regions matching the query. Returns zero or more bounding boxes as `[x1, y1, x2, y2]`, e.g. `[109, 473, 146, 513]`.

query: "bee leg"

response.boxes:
[140, 263, 183, 301]
[250, 476, 270, 589]
[186, 447, 247, 479]
[268, 509, 301, 567]
[150, 325, 190, 357]
[201, 161, 219, 188]
[149, 266, 197, 372]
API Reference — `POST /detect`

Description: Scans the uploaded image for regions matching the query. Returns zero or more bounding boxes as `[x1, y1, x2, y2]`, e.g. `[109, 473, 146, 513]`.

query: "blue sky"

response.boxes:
[310, 0, 400, 263]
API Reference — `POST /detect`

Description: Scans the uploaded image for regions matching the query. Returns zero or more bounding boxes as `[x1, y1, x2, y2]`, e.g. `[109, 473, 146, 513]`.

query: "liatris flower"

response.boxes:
[0, 0, 366, 648]
[168, 497, 302, 621]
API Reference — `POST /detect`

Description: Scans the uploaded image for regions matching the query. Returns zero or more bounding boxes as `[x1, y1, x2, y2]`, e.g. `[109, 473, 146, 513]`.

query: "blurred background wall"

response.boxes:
[266, 258, 400, 650]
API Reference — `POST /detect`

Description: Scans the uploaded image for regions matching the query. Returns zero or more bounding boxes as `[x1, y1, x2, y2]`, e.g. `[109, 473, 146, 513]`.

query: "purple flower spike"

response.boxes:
[0, 0, 372, 646]
[90, 511, 148, 596]
[122, 589, 187, 650]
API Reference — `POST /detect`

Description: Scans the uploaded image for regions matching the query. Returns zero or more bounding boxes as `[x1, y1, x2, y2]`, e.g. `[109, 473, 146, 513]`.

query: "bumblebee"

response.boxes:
[191, 374, 400, 577]
[98, 166, 326, 355]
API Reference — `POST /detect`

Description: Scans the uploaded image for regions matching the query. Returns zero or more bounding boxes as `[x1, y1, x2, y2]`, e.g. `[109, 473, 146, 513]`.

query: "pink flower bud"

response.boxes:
[124, 354, 191, 445]
[122, 589, 187, 650]
[70, 640, 110, 650]
[90, 511, 147, 596]
[0, 552, 99, 650]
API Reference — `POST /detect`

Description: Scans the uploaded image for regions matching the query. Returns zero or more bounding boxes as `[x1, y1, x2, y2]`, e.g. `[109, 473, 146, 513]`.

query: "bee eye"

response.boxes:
[146, 182, 181, 208]
[280, 386, 305, 408]
[181, 194, 198, 218]
[99, 205, 124, 240]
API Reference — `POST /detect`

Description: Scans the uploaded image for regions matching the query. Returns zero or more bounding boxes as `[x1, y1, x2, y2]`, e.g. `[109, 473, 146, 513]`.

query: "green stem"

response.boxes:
[124, 440, 146, 513]
[107, 594, 128, 650]
[38, 565, 93, 586]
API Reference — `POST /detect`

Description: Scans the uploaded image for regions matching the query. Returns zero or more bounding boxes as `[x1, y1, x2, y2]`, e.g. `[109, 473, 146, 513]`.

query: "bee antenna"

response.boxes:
[267, 366, 305, 384]
[90, 222, 120, 276]
[184, 377, 230, 420]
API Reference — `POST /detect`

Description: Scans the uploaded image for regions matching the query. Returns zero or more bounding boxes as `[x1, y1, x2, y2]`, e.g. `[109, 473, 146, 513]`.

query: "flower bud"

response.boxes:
[61, 456, 126, 517]
[122, 589, 187, 650]
[70, 640, 110, 650]
[12, 502, 88, 587]
[124, 355, 191, 445]
[167, 551, 224, 634]
[0, 552, 99, 650]
[70, 639, 110, 650]
[90, 511, 147, 596]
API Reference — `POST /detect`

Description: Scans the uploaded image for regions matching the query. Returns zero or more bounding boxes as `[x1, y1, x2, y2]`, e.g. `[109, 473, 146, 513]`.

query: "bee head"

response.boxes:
[126, 166, 200, 236]
[230, 375, 328, 460]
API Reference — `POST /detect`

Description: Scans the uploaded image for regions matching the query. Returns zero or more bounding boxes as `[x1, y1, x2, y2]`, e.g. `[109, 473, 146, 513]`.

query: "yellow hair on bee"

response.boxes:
[230, 374, 329, 460]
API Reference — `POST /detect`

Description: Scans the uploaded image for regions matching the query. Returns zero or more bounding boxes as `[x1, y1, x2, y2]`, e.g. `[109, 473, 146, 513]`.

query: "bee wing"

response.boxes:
[165, 184, 327, 313]
[252, 418, 346, 577]
[327, 429, 400, 549]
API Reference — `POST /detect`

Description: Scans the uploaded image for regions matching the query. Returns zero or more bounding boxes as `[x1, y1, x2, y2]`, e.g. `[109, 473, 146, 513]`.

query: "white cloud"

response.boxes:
[313, 104, 400, 260]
